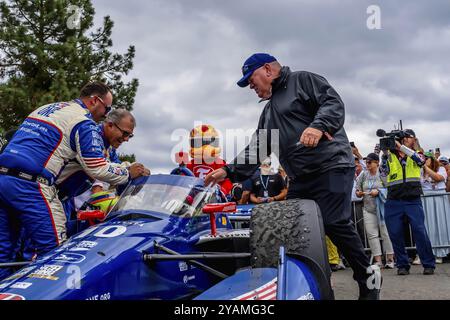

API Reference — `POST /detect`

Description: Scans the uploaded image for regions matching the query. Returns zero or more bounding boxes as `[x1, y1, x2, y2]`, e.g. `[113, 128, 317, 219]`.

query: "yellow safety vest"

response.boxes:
[386, 152, 421, 187]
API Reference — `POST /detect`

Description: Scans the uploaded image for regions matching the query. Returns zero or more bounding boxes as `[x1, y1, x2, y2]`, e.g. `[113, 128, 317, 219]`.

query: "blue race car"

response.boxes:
[0, 174, 333, 300]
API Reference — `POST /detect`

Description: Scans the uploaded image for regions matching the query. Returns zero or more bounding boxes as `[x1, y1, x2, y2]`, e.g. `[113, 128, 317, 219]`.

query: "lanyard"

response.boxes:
[260, 175, 270, 191]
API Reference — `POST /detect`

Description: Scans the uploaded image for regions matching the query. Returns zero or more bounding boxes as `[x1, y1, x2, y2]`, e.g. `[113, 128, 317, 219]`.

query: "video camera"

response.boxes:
[376, 129, 406, 151]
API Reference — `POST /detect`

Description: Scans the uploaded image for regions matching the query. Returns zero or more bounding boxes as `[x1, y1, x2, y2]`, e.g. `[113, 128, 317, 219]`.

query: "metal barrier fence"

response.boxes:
[351, 192, 450, 256]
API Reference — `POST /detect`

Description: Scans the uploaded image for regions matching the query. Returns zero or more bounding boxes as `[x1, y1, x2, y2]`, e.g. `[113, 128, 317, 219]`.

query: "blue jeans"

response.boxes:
[384, 199, 435, 269]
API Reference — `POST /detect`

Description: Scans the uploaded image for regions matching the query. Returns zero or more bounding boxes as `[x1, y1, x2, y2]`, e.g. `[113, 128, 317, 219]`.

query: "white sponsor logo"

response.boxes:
[28, 265, 63, 281]
[10, 282, 33, 290]
[183, 275, 195, 284]
[54, 253, 86, 264]
[178, 262, 188, 272]
[69, 241, 98, 252]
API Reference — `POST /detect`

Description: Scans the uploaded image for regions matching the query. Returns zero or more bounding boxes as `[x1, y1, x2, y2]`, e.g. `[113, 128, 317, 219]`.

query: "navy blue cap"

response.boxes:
[237, 53, 277, 87]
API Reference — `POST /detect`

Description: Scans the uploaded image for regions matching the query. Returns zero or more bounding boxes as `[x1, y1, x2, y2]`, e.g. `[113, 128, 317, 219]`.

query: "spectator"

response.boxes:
[438, 156, 450, 192]
[352, 143, 366, 172]
[419, 152, 450, 264]
[352, 156, 365, 242]
[249, 158, 287, 204]
[380, 129, 435, 276]
[356, 153, 395, 268]
[422, 152, 446, 191]
[435, 148, 441, 160]
[238, 169, 260, 204]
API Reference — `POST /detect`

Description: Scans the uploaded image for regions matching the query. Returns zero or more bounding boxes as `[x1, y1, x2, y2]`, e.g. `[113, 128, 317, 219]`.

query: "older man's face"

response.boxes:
[107, 116, 135, 149]
[248, 65, 273, 99]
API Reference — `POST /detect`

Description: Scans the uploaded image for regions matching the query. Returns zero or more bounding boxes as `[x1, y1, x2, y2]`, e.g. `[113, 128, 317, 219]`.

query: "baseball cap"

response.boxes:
[424, 151, 435, 159]
[404, 129, 416, 138]
[365, 153, 380, 162]
[438, 156, 449, 164]
[237, 53, 277, 87]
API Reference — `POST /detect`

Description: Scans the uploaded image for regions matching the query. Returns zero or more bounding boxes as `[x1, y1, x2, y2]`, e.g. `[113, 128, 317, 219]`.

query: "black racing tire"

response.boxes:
[249, 199, 333, 299]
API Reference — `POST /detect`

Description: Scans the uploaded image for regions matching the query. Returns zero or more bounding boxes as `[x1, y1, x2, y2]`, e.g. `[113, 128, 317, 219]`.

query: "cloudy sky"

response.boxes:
[91, 0, 450, 173]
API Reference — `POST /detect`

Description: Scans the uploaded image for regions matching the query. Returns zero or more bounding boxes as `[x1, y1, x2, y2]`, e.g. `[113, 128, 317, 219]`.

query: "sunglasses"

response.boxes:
[93, 95, 112, 114]
[113, 122, 134, 139]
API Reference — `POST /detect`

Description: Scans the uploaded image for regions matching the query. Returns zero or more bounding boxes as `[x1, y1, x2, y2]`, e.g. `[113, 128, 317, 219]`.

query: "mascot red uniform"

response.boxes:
[186, 124, 232, 195]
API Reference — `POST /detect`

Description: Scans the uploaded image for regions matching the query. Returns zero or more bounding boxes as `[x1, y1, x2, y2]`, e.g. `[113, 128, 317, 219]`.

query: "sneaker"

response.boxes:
[385, 261, 395, 269]
[423, 268, 435, 275]
[435, 258, 443, 264]
[412, 256, 421, 265]
[397, 268, 410, 275]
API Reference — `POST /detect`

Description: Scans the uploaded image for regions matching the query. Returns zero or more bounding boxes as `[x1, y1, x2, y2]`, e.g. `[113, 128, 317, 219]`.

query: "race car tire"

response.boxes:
[249, 199, 333, 299]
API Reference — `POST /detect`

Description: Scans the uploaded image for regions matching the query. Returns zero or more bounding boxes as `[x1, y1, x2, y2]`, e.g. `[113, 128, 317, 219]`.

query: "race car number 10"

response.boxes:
[74, 226, 127, 239]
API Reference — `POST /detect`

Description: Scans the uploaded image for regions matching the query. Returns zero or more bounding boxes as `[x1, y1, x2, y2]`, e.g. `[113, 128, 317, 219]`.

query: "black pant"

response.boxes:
[287, 167, 370, 284]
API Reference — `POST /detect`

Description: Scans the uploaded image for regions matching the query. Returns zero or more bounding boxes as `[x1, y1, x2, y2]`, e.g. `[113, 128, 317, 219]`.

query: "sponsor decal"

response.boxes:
[193, 166, 213, 179]
[221, 217, 227, 225]
[55, 241, 75, 253]
[54, 253, 86, 264]
[27, 265, 63, 281]
[4, 266, 36, 281]
[0, 293, 25, 300]
[86, 292, 111, 300]
[10, 282, 33, 290]
[69, 241, 98, 252]
[183, 275, 195, 284]
[178, 262, 188, 272]
[0, 282, 12, 289]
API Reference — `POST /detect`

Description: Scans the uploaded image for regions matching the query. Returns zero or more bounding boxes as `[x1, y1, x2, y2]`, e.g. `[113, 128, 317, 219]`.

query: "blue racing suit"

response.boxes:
[0, 99, 129, 279]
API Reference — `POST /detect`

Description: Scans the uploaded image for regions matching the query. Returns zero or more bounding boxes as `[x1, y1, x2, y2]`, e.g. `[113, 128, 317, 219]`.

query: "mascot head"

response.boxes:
[189, 124, 221, 163]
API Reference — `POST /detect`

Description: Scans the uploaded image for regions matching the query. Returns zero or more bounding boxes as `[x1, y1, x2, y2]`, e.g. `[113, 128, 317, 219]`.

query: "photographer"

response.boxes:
[379, 129, 435, 275]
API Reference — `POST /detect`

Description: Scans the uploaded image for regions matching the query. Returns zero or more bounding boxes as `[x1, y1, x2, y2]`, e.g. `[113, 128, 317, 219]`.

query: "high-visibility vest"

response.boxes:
[386, 152, 421, 187]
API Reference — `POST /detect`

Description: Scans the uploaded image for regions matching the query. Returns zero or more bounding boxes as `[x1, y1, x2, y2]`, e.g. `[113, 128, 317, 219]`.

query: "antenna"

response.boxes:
[399, 120, 403, 130]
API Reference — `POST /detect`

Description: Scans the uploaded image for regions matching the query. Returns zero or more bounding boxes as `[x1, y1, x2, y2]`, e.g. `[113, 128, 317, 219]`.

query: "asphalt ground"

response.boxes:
[332, 263, 450, 300]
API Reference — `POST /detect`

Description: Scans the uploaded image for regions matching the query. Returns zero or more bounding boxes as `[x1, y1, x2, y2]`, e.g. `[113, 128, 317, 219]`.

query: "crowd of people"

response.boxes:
[348, 138, 450, 275]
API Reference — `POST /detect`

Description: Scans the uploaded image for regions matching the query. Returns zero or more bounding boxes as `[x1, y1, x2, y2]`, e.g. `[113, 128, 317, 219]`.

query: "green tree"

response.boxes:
[118, 153, 136, 163]
[0, 0, 139, 131]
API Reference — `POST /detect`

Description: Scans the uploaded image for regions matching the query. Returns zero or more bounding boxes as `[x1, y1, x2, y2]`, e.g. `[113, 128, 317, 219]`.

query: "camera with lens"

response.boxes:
[376, 129, 406, 151]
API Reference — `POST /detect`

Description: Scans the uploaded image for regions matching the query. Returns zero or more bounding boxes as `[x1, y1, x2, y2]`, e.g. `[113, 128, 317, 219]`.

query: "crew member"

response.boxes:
[0, 82, 148, 279]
